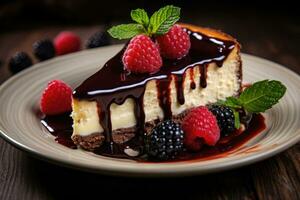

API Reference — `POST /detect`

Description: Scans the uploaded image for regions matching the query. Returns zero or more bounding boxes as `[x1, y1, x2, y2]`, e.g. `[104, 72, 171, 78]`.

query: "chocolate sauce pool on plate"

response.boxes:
[41, 112, 76, 149]
[41, 113, 266, 162]
[72, 28, 236, 154]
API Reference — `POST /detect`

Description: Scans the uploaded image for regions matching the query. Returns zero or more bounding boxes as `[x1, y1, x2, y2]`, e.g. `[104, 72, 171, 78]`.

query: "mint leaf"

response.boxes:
[222, 97, 242, 109]
[233, 110, 240, 129]
[239, 80, 286, 113]
[107, 24, 144, 39]
[107, 5, 181, 39]
[131, 8, 149, 27]
[148, 5, 180, 35]
[216, 80, 286, 129]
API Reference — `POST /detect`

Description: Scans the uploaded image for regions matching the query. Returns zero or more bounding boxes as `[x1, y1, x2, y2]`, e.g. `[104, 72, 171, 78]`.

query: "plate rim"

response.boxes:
[0, 47, 300, 177]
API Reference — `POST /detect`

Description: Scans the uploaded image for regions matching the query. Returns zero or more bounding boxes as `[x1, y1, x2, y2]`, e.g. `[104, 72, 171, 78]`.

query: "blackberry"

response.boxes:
[33, 39, 55, 61]
[86, 31, 110, 48]
[9, 52, 32, 74]
[147, 120, 184, 161]
[209, 105, 235, 135]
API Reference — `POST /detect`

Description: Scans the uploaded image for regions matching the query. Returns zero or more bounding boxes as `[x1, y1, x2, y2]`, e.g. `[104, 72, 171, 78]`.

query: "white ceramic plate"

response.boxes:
[0, 45, 299, 177]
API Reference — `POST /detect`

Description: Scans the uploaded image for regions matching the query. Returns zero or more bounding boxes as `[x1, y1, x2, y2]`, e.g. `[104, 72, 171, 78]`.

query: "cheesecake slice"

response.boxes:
[71, 23, 242, 151]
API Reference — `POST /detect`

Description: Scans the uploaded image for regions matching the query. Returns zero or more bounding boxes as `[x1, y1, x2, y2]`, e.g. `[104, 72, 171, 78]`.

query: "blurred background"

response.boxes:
[1, 0, 299, 29]
[0, 2, 299, 199]
[0, 0, 299, 81]
[0, 0, 299, 27]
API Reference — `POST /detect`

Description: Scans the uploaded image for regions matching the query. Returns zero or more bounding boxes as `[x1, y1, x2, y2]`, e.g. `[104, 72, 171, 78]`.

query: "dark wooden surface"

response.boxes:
[0, 10, 299, 200]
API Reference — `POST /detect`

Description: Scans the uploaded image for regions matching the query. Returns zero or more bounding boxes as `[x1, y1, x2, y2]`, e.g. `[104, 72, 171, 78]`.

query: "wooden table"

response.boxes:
[0, 10, 299, 199]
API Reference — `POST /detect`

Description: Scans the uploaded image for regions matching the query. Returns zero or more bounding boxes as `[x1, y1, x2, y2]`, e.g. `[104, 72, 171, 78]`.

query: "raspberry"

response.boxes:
[156, 24, 191, 60]
[209, 105, 235, 136]
[9, 52, 32, 74]
[122, 35, 162, 74]
[54, 31, 81, 55]
[40, 80, 72, 115]
[86, 31, 110, 48]
[147, 120, 184, 161]
[33, 39, 55, 61]
[182, 106, 220, 151]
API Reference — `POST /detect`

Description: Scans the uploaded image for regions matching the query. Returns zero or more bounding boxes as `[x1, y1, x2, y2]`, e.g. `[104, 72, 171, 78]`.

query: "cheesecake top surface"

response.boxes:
[73, 23, 238, 100]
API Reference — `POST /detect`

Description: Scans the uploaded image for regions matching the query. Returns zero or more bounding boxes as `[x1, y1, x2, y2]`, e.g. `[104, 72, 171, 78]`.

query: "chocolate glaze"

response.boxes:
[73, 28, 236, 153]
[199, 64, 208, 88]
[40, 113, 266, 162]
[40, 112, 77, 149]
[190, 69, 196, 89]
[157, 76, 173, 119]
[175, 74, 185, 105]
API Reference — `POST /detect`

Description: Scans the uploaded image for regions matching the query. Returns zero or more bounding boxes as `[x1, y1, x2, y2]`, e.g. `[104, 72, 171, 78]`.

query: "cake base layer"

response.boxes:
[72, 109, 190, 150]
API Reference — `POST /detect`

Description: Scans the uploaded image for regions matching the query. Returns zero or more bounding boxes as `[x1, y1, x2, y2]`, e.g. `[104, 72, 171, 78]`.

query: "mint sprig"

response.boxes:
[108, 5, 180, 39]
[233, 110, 240, 129]
[218, 97, 242, 109]
[219, 80, 286, 129]
[131, 8, 149, 27]
[239, 80, 286, 113]
[148, 5, 180, 35]
[107, 24, 144, 40]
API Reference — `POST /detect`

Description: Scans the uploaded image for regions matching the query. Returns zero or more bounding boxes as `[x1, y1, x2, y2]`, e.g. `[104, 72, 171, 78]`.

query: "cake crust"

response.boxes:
[72, 110, 190, 150]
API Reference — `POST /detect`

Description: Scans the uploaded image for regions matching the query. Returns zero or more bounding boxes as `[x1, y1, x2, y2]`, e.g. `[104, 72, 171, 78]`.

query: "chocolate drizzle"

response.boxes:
[190, 69, 196, 89]
[73, 27, 236, 155]
[199, 64, 208, 88]
[175, 73, 185, 105]
[40, 112, 77, 149]
[157, 76, 173, 119]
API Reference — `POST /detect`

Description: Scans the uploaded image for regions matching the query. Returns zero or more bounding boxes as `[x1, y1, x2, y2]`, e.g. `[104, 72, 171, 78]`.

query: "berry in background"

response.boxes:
[86, 30, 110, 48]
[33, 39, 56, 61]
[54, 31, 81, 55]
[9, 52, 32, 74]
